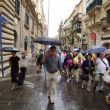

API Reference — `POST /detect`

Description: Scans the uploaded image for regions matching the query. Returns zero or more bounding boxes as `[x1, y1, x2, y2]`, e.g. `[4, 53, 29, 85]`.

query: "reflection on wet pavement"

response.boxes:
[0, 63, 110, 110]
[26, 71, 110, 110]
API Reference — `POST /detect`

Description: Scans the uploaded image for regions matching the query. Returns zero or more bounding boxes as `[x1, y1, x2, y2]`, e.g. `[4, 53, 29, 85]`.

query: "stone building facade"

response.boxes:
[58, 0, 88, 50]
[0, 0, 15, 77]
[100, 0, 110, 48]
[0, 0, 45, 77]
[58, 0, 110, 50]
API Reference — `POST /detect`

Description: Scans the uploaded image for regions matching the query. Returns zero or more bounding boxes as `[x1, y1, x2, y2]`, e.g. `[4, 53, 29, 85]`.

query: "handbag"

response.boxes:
[100, 58, 108, 70]
[74, 64, 79, 70]
[80, 74, 89, 81]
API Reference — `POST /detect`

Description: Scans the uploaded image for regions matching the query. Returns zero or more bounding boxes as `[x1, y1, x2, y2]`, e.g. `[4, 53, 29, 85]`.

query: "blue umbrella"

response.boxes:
[86, 46, 106, 53]
[34, 37, 61, 46]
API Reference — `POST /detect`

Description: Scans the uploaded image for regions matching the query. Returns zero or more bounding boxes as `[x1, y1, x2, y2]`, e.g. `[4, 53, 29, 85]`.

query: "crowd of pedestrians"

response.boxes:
[57, 47, 110, 104]
[9, 46, 110, 104]
[35, 46, 110, 104]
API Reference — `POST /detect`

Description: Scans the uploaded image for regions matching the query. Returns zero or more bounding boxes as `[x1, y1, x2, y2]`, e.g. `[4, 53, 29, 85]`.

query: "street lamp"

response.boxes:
[0, 15, 8, 78]
[47, 0, 50, 37]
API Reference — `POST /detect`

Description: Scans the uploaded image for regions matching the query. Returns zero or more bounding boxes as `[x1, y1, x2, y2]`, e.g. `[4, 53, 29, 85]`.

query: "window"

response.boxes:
[14, 30, 18, 47]
[25, 13, 29, 26]
[24, 36, 28, 51]
[32, 21, 34, 33]
[15, 0, 20, 15]
[93, 14, 96, 23]
[107, 9, 110, 23]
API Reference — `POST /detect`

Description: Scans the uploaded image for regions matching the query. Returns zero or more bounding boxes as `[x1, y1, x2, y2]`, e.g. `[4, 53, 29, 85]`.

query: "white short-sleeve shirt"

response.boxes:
[95, 58, 109, 74]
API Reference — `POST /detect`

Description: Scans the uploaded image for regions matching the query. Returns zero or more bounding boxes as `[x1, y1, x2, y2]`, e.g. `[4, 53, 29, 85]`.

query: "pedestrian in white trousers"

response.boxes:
[42, 46, 62, 104]
[46, 71, 58, 103]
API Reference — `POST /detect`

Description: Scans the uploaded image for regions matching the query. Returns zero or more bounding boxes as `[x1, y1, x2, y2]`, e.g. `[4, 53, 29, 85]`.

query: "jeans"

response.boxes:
[94, 73, 104, 91]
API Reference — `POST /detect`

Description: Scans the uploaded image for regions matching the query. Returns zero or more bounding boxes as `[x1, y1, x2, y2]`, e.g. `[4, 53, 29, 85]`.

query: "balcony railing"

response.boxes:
[72, 21, 82, 33]
[86, 0, 102, 13]
[73, 13, 82, 23]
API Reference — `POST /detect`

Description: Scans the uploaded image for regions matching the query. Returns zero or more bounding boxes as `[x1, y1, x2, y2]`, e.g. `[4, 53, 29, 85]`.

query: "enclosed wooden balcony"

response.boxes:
[86, 0, 102, 14]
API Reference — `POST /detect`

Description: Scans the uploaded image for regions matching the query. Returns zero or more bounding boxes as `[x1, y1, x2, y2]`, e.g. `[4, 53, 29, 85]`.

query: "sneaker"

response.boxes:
[93, 86, 96, 91]
[48, 96, 54, 104]
[98, 90, 104, 93]
[81, 84, 84, 89]
[48, 96, 51, 102]
[11, 86, 16, 91]
[67, 78, 70, 82]
[11, 83, 16, 91]
[87, 88, 91, 92]
[62, 70, 64, 73]
[50, 99, 55, 104]
[105, 95, 110, 104]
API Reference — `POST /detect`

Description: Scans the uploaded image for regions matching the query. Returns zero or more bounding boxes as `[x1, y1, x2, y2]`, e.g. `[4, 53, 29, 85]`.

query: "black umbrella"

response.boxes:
[34, 37, 61, 46]
[0, 47, 20, 52]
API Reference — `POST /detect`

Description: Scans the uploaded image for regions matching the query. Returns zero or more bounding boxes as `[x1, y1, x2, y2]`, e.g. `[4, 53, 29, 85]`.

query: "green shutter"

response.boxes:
[15, 0, 20, 15]
[25, 13, 29, 25]
[68, 37, 74, 44]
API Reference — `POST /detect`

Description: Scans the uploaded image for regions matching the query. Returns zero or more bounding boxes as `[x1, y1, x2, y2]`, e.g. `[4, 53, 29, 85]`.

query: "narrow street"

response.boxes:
[0, 62, 110, 110]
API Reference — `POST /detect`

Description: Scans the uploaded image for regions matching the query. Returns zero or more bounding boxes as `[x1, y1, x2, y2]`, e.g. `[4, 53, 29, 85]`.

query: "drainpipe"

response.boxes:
[0, 15, 5, 78]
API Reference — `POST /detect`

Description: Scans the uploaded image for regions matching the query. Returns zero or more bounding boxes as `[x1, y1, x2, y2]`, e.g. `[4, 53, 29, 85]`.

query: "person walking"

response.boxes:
[18, 51, 28, 86]
[81, 54, 94, 92]
[75, 56, 83, 82]
[36, 49, 43, 73]
[59, 50, 66, 71]
[9, 52, 20, 90]
[94, 52, 109, 92]
[63, 55, 74, 82]
[42, 46, 62, 104]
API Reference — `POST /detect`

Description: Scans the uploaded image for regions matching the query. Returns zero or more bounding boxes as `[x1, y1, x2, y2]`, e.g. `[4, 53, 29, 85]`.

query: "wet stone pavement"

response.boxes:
[0, 62, 110, 110]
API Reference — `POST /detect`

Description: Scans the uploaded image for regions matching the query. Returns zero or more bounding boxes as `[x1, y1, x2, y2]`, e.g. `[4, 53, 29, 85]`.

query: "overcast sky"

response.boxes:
[43, 0, 81, 37]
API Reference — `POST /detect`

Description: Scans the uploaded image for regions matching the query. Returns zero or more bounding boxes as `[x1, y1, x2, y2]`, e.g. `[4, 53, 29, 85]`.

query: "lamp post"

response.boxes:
[0, 15, 8, 78]
[47, 0, 50, 37]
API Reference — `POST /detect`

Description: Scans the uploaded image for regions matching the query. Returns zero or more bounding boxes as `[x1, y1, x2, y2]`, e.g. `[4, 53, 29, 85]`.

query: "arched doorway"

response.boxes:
[31, 37, 34, 53]
[103, 42, 110, 49]
[24, 35, 28, 51]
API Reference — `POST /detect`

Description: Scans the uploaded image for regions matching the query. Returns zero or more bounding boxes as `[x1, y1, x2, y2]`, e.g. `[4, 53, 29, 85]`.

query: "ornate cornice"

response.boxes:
[21, 0, 38, 23]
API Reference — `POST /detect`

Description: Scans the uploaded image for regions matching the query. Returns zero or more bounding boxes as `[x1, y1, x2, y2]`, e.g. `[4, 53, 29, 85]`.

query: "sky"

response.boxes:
[43, 0, 81, 37]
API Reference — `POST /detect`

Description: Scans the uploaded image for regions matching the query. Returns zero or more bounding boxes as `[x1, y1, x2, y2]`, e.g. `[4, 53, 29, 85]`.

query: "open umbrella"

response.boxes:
[86, 46, 106, 54]
[80, 50, 87, 54]
[73, 48, 79, 52]
[0, 47, 20, 52]
[34, 37, 61, 46]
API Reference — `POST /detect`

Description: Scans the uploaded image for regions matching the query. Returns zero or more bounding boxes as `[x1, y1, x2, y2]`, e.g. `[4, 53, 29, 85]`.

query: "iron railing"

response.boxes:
[86, 0, 102, 13]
